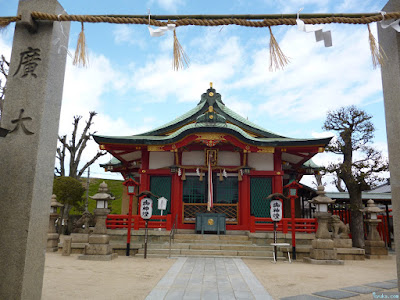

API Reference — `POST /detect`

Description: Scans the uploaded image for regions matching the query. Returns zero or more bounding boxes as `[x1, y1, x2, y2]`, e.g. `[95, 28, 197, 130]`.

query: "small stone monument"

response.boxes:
[304, 186, 344, 265]
[47, 194, 63, 252]
[78, 182, 117, 261]
[360, 200, 389, 259]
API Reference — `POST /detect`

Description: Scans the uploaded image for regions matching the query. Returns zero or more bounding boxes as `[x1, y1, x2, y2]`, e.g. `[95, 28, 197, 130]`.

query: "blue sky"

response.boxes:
[0, 0, 391, 189]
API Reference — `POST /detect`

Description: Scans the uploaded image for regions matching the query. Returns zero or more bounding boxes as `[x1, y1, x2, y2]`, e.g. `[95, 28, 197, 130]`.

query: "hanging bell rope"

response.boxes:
[367, 23, 386, 69]
[268, 26, 290, 71]
[73, 22, 88, 67]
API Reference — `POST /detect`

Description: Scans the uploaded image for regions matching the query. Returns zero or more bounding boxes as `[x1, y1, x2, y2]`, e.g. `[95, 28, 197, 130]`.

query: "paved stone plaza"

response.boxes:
[146, 257, 398, 300]
[146, 257, 273, 300]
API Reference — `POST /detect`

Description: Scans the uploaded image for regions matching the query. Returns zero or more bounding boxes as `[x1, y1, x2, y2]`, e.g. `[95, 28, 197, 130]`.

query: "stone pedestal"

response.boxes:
[365, 240, 389, 259]
[304, 212, 344, 265]
[364, 219, 388, 259]
[62, 237, 72, 256]
[47, 233, 59, 252]
[71, 233, 89, 243]
[333, 238, 365, 260]
[78, 208, 117, 261]
[333, 238, 352, 248]
[46, 212, 59, 252]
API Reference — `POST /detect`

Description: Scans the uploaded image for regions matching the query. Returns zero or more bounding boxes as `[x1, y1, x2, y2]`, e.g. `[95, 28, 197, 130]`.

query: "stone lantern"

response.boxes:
[79, 181, 117, 261]
[360, 200, 388, 258]
[309, 186, 336, 239]
[305, 186, 343, 264]
[47, 194, 63, 252]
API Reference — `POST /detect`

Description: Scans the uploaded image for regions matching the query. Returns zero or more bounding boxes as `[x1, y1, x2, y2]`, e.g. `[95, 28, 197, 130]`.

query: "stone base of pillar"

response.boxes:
[78, 253, 118, 261]
[46, 233, 59, 252]
[333, 238, 352, 248]
[77, 233, 118, 261]
[84, 243, 112, 255]
[310, 248, 338, 260]
[304, 238, 344, 265]
[365, 240, 388, 258]
[303, 257, 344, 265]
[71, 233, 89, 243]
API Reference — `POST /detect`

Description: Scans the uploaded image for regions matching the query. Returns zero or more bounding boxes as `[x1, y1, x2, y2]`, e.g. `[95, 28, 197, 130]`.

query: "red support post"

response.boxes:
[166, 214, 172, 231]
[273, 149, 283, 194]
[133, 215, 140, 230]
[241, 174, 251, 230]
[126, 194, 133, 256]
[290, 195, 296, 258]
[250, 215, 256, 232]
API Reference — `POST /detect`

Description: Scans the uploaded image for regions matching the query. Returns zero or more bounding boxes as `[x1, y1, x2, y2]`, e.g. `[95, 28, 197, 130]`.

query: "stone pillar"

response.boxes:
[0, 1, 69, 299]
[378, 0, 400, 288]
[62, 237, 72, 256]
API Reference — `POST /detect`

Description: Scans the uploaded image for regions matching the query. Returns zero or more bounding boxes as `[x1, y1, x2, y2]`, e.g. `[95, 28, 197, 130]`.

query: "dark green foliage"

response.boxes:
[69, 178, 124, 215]
[53, 176, 86, 208]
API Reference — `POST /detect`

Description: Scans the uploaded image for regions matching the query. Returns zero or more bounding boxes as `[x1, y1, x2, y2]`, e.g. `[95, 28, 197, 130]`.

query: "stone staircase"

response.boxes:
[133, 232, 286, 259]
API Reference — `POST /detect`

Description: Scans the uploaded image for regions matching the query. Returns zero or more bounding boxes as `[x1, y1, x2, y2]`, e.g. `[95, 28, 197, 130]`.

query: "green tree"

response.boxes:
[53, 176, 86, 234]
[323, 105, 388, 248]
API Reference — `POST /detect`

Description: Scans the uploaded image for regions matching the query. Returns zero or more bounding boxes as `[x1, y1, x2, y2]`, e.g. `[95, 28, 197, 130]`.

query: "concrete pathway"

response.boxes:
[145, 257, 273, 300]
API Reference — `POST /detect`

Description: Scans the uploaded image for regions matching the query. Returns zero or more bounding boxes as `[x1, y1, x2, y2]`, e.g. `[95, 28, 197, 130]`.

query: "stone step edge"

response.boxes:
[135, 254, 288, 260]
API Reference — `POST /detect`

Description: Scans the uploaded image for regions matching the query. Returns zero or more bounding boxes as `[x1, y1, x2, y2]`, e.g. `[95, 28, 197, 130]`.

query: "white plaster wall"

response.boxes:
[120, 151, 141, 162]
[248, 153, 274, 170]
[218, 151, 240, 166]
[182, 151, 204, 165]
[149, 152, 174, 169]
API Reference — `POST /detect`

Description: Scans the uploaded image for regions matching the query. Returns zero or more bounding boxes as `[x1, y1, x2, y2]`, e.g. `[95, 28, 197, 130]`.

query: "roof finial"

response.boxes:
[210, 82, 213, 88]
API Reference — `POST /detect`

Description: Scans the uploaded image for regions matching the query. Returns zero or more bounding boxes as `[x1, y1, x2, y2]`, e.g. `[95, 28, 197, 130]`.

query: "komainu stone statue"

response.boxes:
[331, 215, 350, 239]
[73, 211, 94, 233]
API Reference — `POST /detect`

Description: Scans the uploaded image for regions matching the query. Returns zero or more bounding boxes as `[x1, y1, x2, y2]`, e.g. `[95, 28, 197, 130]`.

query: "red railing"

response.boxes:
[106, 214, 172, 230]
[250, 217, 317, 233]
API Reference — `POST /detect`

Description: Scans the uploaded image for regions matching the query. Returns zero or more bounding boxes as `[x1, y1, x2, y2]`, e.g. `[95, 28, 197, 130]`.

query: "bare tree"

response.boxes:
[55, 111, 105, 179]
[0, 55, 9, 122]
[55, 111, 106, 233]
[323, 106, 388, 248]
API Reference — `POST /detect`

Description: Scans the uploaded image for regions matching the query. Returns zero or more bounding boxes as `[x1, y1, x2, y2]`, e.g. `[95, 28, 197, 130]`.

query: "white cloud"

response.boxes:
[113, 25, 146, 49]
[130, 35, 244, 103]
[229, 25, 382, 123]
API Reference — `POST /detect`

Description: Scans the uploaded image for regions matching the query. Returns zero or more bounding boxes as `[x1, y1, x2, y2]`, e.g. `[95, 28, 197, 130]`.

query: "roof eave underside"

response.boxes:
[94, 123, 332, 148]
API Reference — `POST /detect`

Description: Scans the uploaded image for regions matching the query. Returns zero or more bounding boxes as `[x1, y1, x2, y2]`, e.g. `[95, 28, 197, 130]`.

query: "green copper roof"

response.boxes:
[302, 159, 321, 169]
[134, 87, 287, 138]
[95, 122, 331, 147]
[93, 86, 333, 147]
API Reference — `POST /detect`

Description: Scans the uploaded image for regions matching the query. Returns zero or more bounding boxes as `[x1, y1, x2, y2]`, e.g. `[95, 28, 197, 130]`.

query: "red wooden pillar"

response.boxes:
[241, 174, 251, 230]
[171, 173, 181, 227]
[250, 215, 256, 232]
[166, 214, 172, 230]
[273, 149, 283, 194]
[139, 148, 150, 206]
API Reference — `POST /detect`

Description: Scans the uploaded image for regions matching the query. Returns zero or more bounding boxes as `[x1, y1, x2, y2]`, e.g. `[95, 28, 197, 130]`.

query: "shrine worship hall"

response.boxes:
[93, 84, 332, 234]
